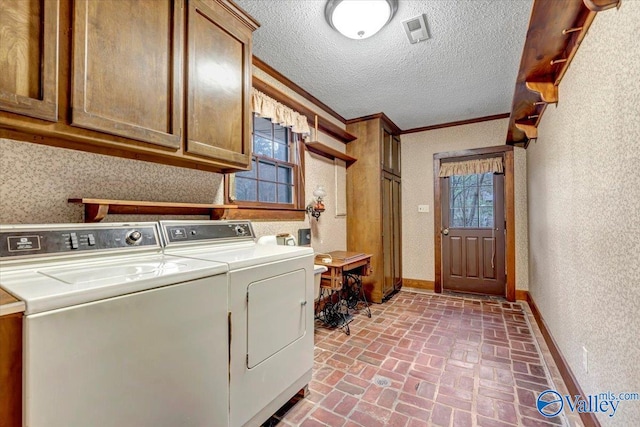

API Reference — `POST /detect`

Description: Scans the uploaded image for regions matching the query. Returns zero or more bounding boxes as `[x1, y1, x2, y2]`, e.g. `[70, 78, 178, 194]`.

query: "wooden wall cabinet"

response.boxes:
[71, 0, 183, 149]
[346, 116, 402, 303]
[185, 0, 252, 167]
[0, 0, 59, 122]
[0, 0, 257, 173]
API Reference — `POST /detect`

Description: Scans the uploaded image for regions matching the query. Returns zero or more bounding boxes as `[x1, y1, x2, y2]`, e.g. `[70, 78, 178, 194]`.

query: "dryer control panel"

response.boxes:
[160, 221, 255, 245]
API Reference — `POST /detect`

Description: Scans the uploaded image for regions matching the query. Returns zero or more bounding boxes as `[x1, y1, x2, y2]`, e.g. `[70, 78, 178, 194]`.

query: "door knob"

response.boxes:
[442, 228, 449, 235]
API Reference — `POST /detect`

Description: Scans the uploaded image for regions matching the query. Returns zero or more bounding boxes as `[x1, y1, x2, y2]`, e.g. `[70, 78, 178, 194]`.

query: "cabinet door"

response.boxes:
[0, 0, 59, 121]
[382, 129, 392, 172]
[185, 0, 252, 167]
[71, 0, 182, 148]
[382, 174, 394, 297]
[392, 176, 402, 289]
[392, 135, 401, 176]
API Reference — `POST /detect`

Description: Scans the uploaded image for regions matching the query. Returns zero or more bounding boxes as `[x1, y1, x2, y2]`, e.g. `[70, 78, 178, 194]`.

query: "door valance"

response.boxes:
[439, 157, 503, 177]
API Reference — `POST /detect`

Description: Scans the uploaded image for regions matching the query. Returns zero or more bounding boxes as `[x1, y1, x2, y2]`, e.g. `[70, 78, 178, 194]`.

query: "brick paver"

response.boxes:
[264, 291, 570, 426]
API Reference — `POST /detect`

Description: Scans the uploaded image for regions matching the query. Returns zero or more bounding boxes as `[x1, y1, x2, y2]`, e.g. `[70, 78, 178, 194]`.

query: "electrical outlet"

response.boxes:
[583, 346, 589, 373]
[418, 204, 430, 213]
[297, 228, 311, 246]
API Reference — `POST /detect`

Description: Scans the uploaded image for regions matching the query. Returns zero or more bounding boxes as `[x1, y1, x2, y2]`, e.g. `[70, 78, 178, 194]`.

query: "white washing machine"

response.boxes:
[159, 220, 315, 427]
[0, 222, 230, 427]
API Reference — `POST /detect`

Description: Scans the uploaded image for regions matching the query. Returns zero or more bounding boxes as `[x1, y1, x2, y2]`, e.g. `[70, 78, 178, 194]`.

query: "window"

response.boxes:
[231, 115, 303, 208]
[449, 173, 494, 228]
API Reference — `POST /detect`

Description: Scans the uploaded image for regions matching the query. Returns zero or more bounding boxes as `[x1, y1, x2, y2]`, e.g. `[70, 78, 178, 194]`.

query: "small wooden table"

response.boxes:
[315, 251, 372, 335]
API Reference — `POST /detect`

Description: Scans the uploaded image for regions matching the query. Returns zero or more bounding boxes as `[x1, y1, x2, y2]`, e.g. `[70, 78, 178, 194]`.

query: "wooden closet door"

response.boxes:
[0, 0, 59, 121]
[71, 0, 183, 148]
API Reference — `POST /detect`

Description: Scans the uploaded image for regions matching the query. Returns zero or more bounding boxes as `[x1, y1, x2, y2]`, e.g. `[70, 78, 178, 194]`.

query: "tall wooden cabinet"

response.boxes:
[0, 0, 257, 173]
[346, 115, 402, 303]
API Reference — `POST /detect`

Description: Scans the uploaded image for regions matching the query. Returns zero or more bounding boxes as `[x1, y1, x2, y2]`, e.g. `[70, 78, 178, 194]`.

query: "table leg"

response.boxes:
[344, 273, 371, 318]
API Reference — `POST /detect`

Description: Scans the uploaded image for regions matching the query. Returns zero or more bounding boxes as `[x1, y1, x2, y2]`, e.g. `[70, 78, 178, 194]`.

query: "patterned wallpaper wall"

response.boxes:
[527, 3, 640, 425]
[0, 136, 346, 254]
[400, 119, 529, 290]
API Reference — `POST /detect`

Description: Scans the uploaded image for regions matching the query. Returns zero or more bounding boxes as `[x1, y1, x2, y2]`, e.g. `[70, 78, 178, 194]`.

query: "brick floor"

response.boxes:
[265, 290, 578, 427]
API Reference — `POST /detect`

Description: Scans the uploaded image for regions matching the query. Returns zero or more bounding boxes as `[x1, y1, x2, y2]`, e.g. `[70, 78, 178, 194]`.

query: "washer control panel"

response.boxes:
[0, 224, 160, 259]
[161, 221, 255, 245]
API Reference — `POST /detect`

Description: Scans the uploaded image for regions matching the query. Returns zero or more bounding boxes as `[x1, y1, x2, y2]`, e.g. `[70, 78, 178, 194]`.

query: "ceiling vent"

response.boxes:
[402, 14, 430, 44]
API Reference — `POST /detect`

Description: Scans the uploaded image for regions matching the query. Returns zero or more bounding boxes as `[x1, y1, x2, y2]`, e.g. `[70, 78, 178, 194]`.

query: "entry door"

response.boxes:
[441, 172, 505, 295]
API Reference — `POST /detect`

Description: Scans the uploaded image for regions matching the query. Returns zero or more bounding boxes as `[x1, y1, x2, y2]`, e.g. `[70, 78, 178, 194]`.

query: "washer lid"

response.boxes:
[0, 254, 227, 314]
[165, 243, 314, 270]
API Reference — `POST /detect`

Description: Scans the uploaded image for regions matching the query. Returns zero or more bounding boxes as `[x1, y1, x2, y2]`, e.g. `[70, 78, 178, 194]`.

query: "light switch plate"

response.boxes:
[418, 205, 430, 213]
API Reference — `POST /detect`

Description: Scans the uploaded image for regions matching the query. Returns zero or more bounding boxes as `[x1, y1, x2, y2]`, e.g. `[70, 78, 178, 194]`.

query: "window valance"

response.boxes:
[251, 88, 310, 135]
[439, 157, 503, 177]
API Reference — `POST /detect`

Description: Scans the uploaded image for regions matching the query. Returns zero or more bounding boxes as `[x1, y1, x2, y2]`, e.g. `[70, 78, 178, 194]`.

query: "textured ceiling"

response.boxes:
[234, 0, 533, 130]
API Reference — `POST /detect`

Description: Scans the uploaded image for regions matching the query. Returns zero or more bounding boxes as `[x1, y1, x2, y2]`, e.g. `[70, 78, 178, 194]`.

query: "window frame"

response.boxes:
[224, 115, 306, 218]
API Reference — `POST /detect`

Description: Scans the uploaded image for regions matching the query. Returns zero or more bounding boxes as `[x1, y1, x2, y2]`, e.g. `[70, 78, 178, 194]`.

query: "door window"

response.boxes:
[449, 173, 494, 228]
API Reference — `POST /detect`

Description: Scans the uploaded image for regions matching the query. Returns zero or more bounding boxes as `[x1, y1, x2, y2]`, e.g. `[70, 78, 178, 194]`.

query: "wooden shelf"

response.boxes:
[68, 198, 237, 223]
[305, 142, 357, 166]
[505, 0, 620, 146]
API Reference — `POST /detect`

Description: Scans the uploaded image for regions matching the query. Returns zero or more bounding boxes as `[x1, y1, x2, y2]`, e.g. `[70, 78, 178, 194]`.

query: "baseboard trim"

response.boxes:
[402, 278, 435, 290]
[515, 290, 528, 301]
[525, 292, 601, 427]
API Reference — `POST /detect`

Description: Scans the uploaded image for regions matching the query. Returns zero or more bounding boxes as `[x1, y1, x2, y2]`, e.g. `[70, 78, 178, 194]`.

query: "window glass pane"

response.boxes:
[479, 207, 494, 228]
[449, 172, 494, 229]
[277, 184, 292, 204]
[236, 159, 256, 178]
[258, 181, 276, 203]
[479, 186, 493, 206]
[235, 177, 256, 201]
[258, 161, 276, 181]
[463, 187, 479, 210]
[254, 117, 272, 136]
[451, 208, 464, 227]
[277, 165, 292, 184]
[464, 174, 478, 186]
[479, 173, 493, 186]
[450, 186, 463, 210]
[274, 126, 286, 143]
[274, 142, 288, 161]
[464, 207, 479, 227]
[254, 136, 273, 157]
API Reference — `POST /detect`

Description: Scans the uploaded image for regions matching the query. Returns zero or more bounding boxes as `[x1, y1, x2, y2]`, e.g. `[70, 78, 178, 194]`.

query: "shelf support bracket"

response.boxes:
[583, 0, 621, 11]
[515, 122, 538, 140]
[84, 204, 109, 223]
[525, 82, 558, 104]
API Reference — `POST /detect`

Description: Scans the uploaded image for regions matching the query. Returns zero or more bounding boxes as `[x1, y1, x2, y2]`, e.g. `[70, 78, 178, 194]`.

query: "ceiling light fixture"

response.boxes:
[325, 0, 398, 40]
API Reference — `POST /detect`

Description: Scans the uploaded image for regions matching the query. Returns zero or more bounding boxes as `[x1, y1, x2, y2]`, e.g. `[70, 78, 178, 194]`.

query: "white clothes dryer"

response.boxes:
[160, 220, 314, 427]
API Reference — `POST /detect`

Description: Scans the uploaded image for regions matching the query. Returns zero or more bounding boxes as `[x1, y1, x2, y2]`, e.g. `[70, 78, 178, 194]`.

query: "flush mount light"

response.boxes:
[325, 0, 398, 40]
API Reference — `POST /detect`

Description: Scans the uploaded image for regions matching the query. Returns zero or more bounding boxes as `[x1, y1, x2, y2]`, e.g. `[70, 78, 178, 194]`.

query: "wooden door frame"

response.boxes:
[433, 145, 516, 301]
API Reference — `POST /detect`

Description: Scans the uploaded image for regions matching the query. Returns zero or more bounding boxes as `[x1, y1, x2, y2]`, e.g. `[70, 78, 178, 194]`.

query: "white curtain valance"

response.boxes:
[251, 88, 311, 135]
[439, 157, 503, 177]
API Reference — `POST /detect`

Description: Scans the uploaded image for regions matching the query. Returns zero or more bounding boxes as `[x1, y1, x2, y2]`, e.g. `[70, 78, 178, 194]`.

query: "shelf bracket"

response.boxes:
[84, 203, 109, 223]
[515, 122, 538, 140]
[525, 82, 558, 104]
[583, 0, 621, 11]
